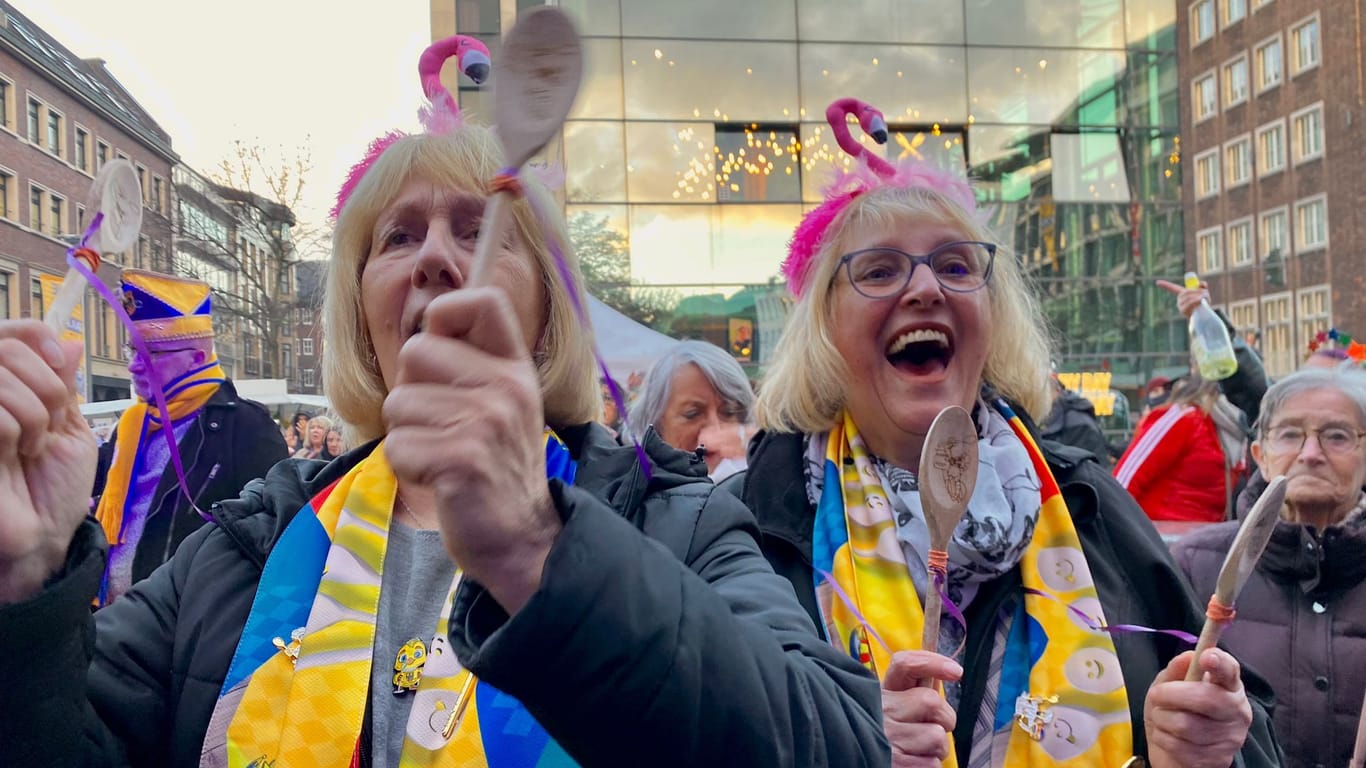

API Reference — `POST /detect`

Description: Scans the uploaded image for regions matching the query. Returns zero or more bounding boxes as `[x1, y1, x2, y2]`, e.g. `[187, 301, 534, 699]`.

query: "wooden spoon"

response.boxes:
[467, 6, 582, 287]
[1184, 474, 1288, 681]
[916, 406, 979, 657]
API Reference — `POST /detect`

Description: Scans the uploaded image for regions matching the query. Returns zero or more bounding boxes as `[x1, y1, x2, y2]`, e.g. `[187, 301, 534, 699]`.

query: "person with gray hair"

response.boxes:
[630, 340, 755, 480]
[1174, 365, 1366, 768]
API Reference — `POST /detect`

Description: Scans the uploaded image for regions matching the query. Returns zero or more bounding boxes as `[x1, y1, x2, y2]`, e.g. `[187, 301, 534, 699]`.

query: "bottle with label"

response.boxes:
[1185, 272, 1238, 380]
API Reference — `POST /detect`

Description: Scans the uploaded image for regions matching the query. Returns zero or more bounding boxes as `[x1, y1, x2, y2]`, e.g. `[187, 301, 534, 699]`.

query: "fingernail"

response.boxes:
[41, 338, 65, 367]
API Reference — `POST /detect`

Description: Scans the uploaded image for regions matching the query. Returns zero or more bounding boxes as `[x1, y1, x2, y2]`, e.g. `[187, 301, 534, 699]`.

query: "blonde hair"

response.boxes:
[325, 126, 599, 443]
[756, 185, 1054, 434]
[303, 414, 334, 446]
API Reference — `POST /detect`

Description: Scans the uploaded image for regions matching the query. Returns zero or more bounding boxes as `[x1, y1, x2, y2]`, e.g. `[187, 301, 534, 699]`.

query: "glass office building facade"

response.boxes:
[441, 0, 1191, 394]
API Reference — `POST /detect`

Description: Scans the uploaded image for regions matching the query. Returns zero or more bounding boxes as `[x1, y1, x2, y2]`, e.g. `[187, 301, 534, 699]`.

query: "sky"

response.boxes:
[14, 0, 435, 242]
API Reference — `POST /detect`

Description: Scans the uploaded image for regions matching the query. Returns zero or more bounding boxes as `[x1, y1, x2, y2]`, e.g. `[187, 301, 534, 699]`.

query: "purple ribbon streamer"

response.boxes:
[814, 566, 892, 655]
[512, 168, 651, 479]
[1023, 587, 1198, 645]
[67, 221, 212, 527]
[931, 568, 969, 640]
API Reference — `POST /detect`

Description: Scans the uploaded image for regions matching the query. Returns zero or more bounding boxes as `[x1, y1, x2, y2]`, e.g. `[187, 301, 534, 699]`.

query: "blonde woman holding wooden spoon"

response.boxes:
[724, 97, 1282, 768]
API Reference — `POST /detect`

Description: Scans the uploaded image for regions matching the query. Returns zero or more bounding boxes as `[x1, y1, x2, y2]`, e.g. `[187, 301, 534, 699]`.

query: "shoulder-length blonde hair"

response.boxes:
[756, 185, 1054, 434]
[325, 126, 599, 443]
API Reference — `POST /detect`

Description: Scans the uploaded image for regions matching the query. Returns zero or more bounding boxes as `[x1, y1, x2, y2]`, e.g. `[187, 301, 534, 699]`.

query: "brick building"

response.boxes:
[0, 0, 178, 400]
[291, 259, 326, 396]
[1178, 0, 1365, 378]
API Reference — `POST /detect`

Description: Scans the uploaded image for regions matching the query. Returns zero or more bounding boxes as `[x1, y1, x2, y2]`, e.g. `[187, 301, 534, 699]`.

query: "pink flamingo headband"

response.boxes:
[330, 35, 492, 220]
[781, 98, 978, 298]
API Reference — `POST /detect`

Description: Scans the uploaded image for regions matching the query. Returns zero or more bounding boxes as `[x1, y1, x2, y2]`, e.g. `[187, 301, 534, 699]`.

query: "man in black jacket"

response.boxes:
[90, 269, 285, 604]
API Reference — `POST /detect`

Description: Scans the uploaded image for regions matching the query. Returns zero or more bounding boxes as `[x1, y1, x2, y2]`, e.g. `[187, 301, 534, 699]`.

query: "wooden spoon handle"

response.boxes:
[468, 191, 514, 288]
[1183, 619, 1226, 682]
[921, 589, 943, 658]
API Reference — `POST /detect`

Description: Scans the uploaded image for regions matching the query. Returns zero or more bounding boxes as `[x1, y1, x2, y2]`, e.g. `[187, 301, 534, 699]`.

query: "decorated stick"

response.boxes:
[1184, 475, 1288, 681]
[467, 7, 582, 287]
[46, 159, 142, 334]
[916, 406, 977, 672]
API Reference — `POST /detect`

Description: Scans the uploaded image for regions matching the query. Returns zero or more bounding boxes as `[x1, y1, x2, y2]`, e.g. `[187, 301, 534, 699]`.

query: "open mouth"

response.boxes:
[886, 328, 953, 376]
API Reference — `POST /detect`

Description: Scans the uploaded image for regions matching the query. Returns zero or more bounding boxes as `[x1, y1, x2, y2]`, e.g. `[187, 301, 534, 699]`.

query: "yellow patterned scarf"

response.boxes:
[812, 403, 1133, 765]
[94, 354, 224, 546]
[207, 436, 579, 768]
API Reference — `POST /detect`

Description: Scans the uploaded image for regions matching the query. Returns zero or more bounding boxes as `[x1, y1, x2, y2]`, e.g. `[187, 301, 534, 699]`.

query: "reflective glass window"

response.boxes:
[968, 48, 1125, 126]
[1127, 0, 1178, 50]
[456, 0, 499, 34]
[571, 38, 624, 119]
[967, 123, 1043, 202]
[1126, 52, 1180, 127]
[559, 0, 621, 35]
[624, 122, 717, 203]
[799, 44, 968, 127]
[715, 125, 802, 203]
[966, 0, 1125, 49]
[621, 0, 795, 40]
[564, 122, 626, 203]
[622, 40, 798, 122]
[1051, 132, 1132, 203]
[627, 204, 801, 285]
[795, 0, 963, 43]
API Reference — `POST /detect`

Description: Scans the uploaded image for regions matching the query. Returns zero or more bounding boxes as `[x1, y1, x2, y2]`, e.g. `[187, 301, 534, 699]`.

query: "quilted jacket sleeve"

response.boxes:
[447, 480, 889, 768]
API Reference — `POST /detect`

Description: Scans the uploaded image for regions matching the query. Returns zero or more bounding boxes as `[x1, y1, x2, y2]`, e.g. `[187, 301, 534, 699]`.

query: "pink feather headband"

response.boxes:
[329, 35, 492, 220]
[781, 98, 978, 298]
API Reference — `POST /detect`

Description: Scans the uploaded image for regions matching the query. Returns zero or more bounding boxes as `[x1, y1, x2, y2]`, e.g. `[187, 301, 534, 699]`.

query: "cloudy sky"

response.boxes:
[16, 0, 435, 239]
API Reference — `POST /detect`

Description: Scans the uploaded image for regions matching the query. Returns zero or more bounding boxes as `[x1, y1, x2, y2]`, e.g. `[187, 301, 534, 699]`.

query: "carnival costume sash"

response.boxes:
[812, 401, 1134, 766]
[202, 432, 580, 768]
[94, 355, 224, 549]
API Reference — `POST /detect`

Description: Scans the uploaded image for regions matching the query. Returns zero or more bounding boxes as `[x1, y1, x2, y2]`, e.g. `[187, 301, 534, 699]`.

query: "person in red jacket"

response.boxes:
[1114, 374, 1247, 522]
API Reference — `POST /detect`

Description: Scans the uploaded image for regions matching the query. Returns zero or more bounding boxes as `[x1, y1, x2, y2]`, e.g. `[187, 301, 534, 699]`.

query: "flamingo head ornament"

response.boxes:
[330, 35, 493, 220]
[781, 98, 979, 298]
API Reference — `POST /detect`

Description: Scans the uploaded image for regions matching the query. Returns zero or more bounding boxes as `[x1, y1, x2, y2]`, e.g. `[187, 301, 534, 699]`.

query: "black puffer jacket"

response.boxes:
[90, 379, 287, 584]
[0, 424, 886, 767]
[729, 424, 1283, 767]
[1174, 517, 1366, 768]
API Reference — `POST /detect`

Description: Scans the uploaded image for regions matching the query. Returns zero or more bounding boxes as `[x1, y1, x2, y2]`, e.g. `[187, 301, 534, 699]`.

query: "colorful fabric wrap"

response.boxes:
[94, 356, 225, 551]
[812, 400, 1134, 765]
[202, 431, 580, 768]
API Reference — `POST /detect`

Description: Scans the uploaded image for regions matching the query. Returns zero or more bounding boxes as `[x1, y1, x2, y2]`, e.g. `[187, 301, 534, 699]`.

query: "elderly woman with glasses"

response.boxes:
[1174, 366, 1366, 768]
[733, 99, 1280, 767]
[630, 340, 755, 481]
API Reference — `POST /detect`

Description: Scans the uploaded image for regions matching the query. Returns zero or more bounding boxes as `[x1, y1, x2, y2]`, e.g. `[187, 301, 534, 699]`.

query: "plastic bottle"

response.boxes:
[1184, 272, 1238, 380]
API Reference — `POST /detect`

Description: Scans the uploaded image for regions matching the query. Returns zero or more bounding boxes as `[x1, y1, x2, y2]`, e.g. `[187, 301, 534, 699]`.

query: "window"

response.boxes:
[714, 124, 802, 203]
[29, 185, 43, 232]
[0, 171, 10, 220]
[0, 271, 9, 319]
[96, 140, 109, 170]
[45, 108, 62, 157]
[152, 176, 165, 214]
[1224, 135, 1251, 188]
[29, 278, 43, 320]
[1297, 286, 1331, 359]
[1193, 72, 1217, 121]
[1254, 35, 1282, 91]
[1223, 0, 1246, 26]
[1198, 227, 1223, 272]
[1291, 104, 1324, 164]
[136, 165, 148, 205]
[1261, 292, 1294, 377]
[1295, 195, 1328, 252]
[1222, 55, 1249, 107]
[1227, 219, 1253, 266]
[1228, 300, 1258, 341]
[48, 193, 63, 237]
[302, 368, 315, 388]
[301, 337, 314, 356]
[1194, 149, 1220, 198]
[1291, 14, 1320, 74]
[74, 126, 90, 172]
[1191, 0, 1215, 44]
[1259, 207, 1288, 261]
[281, 343, 292, 380]
[0, 78, 10, 131]
[1256, 120, 1286, 176]
[76, 204, 85, 231]
[136, 235, 148, 270]
[26, 97, 40, 143]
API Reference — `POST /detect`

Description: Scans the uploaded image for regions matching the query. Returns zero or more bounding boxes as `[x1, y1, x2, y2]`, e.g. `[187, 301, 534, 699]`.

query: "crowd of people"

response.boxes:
[0, 32, 1362, 768]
